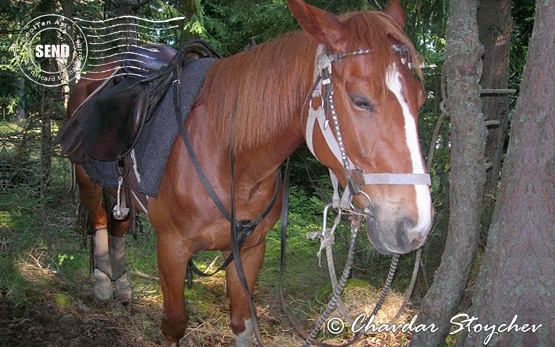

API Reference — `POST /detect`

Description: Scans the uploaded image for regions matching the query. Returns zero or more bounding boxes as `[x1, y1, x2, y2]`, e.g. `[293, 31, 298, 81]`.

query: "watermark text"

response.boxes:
[326, 313, 542, 345]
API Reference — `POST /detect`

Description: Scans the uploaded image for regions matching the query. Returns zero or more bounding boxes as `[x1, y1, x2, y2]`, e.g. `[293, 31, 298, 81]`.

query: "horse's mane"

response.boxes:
[197, 9, 421, 154]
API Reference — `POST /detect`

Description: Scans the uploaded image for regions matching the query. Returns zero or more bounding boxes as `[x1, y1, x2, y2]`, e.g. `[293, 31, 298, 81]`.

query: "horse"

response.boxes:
[65, 0, 433, 345]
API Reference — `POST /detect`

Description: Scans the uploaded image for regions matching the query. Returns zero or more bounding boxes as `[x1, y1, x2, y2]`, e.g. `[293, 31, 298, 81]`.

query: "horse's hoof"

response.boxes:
[162, 340, 179, 347]
[114, 272, 133, 304]
[93, 268, 113, 303]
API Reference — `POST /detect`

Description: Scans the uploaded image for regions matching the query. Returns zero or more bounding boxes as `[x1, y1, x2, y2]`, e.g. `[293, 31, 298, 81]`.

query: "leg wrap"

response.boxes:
[93, 228, 112, 278]
[110, 235, 126, 280]
[110, 235, 133, 304]
[92, 228, 113, 302]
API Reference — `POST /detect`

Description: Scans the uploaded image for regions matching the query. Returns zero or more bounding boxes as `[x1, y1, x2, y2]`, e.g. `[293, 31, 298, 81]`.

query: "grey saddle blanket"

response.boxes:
[83, 57, 216, 197]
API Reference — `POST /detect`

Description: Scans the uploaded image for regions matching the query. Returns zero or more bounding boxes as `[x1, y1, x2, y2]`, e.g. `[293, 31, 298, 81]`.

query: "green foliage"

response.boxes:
[198, 0, 380, 56]
[401, 0, 448, 67]
[201, 0, 296, 55]
[510, 0, 535, 90]
[263, 184, 324, 276]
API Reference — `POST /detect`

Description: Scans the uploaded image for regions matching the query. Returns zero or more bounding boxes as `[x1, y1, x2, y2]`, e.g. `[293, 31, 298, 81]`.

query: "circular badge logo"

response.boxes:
[15, 14, 88, 87]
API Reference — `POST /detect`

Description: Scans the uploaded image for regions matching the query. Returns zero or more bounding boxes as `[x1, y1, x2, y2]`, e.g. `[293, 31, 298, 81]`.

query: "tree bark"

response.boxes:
[410, 0, 485, 346]
[458, 0, 555, 345]
[40, 89, 52, 196]
[478, 0, 513, 235]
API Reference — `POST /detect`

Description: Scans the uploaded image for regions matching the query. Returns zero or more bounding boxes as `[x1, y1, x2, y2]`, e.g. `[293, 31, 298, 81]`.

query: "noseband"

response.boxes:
[305, 44, 431, 212]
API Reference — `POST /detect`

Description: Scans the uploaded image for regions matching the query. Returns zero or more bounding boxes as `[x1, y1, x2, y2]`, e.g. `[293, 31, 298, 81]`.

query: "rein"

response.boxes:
[171, 45, 281, 289]
[279, 161, 402, 347]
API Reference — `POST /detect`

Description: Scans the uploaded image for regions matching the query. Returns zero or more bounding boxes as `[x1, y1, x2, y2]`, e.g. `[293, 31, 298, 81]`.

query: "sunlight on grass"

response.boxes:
[4, 176, 422, 346]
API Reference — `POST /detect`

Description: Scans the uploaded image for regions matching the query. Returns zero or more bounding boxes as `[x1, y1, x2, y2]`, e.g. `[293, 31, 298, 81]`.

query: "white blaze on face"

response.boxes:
[385, 64, 432, 235]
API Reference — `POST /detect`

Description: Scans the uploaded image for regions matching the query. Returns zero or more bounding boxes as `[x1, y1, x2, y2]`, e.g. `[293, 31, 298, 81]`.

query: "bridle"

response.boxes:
[281, 44, 431, 346]
[304, 44, 431, 213]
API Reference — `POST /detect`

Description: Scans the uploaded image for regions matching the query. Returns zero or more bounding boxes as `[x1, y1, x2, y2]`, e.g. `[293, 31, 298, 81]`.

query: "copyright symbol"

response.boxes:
[327, 317, 345, 334]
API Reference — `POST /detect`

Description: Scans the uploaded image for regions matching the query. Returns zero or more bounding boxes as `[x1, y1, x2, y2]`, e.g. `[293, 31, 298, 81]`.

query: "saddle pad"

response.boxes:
[83, 57, 217, 196]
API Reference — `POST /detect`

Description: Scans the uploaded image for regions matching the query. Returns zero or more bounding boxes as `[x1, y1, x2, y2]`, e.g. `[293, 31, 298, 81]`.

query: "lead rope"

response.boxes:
[311, 205, 353, 325]
[302, 214, 361, 347]
[303, 212, 400, 347]
[280, 162, 361, 347]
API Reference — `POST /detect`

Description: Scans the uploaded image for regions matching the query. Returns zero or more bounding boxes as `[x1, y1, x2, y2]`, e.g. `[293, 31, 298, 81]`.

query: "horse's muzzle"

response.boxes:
[366, 215, 428, 255]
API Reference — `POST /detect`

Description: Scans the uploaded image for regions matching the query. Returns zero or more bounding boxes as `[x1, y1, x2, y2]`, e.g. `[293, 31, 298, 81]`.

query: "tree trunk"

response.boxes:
[37, 0, 58, 196]
[40, 89, 52, 196]
[478, 0, 513, 235]
[458, 0, 555, 345]
[410, 0, 485, 346]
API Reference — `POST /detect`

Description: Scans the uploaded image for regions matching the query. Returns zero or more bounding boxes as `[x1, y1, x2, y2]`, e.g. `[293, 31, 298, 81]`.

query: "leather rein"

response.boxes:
[171, 41, 281, 290]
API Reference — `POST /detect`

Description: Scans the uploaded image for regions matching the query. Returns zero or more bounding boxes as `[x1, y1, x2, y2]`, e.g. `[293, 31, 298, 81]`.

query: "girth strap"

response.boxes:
[184, 171, 281, 288]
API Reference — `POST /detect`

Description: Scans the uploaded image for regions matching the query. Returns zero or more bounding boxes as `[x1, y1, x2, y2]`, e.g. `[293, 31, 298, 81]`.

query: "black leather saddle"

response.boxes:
[81, 44, 175, 161]
[57, 40, 221, 163]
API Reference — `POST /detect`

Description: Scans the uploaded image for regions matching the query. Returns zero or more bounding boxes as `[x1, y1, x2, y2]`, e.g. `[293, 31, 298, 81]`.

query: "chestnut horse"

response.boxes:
[67, 0, 432, 345]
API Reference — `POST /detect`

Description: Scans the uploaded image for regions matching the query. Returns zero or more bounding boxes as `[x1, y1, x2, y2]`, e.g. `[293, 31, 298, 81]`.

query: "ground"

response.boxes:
[4, 273, 411, 346]
[4, 188, 417, 347]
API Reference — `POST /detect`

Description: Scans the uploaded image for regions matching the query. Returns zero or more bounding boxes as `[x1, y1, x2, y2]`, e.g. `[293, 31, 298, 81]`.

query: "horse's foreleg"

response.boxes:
[157, 232, 190, 347]
[225, 241, 266, 347]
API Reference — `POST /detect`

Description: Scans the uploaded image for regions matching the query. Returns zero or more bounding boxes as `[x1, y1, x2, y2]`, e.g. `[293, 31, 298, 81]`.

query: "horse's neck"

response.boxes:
[235, 43, 315, 177]
[203, 35, 316, 182]
[234, 125, 304, 183]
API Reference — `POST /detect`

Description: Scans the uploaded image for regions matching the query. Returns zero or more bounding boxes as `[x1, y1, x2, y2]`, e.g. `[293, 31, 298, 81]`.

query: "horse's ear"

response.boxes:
[288, 0, 344, 48]
[384, 0, 405, 27]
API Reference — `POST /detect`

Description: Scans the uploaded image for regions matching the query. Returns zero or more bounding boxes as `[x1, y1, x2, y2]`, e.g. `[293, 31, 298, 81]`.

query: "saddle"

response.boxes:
[57, 40, 221, 163]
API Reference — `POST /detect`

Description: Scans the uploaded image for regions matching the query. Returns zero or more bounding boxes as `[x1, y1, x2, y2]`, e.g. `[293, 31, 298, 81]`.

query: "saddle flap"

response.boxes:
[58, 41, 221, 165]
[82, 79, 146, 161]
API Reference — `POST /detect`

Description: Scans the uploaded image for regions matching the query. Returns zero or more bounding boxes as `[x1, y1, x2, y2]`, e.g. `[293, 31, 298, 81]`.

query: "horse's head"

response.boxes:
[290, 0, 433, 255]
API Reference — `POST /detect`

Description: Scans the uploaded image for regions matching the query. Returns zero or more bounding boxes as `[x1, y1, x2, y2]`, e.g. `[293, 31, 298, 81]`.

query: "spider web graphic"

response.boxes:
[73, 16, 185, 81]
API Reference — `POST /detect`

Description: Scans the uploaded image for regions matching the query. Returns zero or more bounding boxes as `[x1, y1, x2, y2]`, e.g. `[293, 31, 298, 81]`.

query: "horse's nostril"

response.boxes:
[408, 231, 425, 245]
[395, 217, 426, 249]
[400, 217, 417, 233]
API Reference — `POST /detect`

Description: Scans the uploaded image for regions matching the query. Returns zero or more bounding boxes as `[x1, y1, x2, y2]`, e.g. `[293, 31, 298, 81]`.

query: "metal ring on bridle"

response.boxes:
[349, 189, 372, 214]
[309, 94, 324, 111]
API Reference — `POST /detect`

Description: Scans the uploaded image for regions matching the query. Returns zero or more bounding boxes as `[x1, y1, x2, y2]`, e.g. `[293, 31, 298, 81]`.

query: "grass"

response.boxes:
[3, 160, 432, 346]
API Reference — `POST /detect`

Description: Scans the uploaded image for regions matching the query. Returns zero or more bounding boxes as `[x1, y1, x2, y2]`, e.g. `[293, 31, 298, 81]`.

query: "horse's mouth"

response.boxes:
[365, 217, 396, 256]
[366, 216, 426, 256]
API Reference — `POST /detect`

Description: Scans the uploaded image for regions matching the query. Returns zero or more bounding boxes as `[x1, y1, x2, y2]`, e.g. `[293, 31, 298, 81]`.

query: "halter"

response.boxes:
[305, 44, 431, 213]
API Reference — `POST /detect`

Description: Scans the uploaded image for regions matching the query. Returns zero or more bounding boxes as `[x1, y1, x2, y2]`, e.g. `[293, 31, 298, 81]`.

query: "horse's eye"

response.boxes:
[350, 95, 374, 112]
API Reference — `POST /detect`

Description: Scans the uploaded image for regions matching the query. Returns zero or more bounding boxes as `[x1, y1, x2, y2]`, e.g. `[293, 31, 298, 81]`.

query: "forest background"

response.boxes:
[2, 0, 550, 346]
